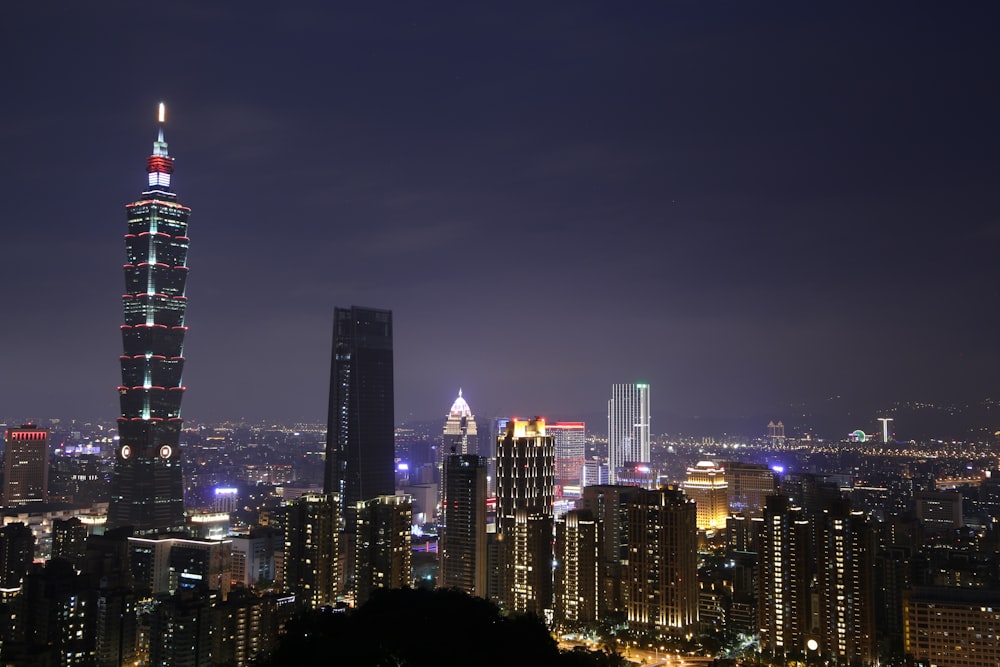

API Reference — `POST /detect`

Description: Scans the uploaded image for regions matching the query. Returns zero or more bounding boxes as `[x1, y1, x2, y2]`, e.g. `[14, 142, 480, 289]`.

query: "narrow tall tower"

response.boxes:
[607, 383, 650, 483]
[324, 306, 395, 529]
[108, 104, 190, 534]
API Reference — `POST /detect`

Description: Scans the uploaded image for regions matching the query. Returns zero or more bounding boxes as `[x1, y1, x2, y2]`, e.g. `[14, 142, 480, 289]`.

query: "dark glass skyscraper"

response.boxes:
[324, 306, 395, 528]
[108, 105, 190, 534]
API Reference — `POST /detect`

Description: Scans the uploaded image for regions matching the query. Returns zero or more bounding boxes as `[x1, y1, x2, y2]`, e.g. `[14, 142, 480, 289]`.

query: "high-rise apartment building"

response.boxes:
[440, 454, 487, 597]
[817, 499, 875, 664]
[442, 389, 478, 457]
[608, 383, 650, 484]
[495, 418, 554, 615]
[324, 306, 395, 529]
[684, 461, 729, 531]
[548, 421, 586, 496]
[578, 485, 642, 618]
[758, 495, 813, 658]
[758, 495, 875, 664]
[355, 495, 412, 606]
[283, 493, 340, 609]
[0, 522, 35, 591]
[3, 425, 50, 507]
[624, 486, 698, 636]
[554, 509, 601, 623]
[108, 105, 190, 534]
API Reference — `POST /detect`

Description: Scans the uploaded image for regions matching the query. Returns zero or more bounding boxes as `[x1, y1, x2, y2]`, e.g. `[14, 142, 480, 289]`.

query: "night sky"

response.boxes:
[3, 3, 998, 432]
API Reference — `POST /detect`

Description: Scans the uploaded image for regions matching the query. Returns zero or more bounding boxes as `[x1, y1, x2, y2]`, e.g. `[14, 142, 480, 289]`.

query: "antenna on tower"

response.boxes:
[158, 102, 166, 124]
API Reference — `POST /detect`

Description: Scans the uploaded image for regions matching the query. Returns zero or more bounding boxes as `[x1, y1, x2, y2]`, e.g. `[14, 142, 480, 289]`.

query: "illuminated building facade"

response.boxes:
[283, 493, 340, 609]
[496, 418, 554, 615]
[817, 499, 875, 665]
[684, 461, 729, 530]
[724, 461, 777, 517]
[624, 486, 698, 636]
[440, 454, 487, 597]
[108, 105, 190, 534]
[324, 306, 395, 530]
[549, 421, 586, 496]
[442, 389, 478, 457]
[554, 509, 601, 623]
[578, 485, 641, 618]
[608, 383, 650, 484]
[758, 495, 813, 658]
[904, 587, 1000, 667]
[3, 425, 50, 507]
[355, 495, 412, 606]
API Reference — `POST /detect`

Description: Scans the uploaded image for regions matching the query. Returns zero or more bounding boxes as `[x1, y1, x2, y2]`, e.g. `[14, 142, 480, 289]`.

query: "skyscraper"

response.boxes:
[607, 383, 650, 484]
[440, 454, 487, 597]
[548, 421, 586, 496]
[554, 509, 601, 624]
[324, 306, 395, 529]
[757, 495, 813, 658]
[495, 418, 554, 615]
[108, 104, 190, 534]
[624, 486, 698, 636]
[3, 425, 50, 507]
[442, 389, 478, 457]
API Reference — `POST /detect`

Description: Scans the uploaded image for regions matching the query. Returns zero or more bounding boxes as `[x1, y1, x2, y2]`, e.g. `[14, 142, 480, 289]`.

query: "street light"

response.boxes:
[806, 638, 819, 667]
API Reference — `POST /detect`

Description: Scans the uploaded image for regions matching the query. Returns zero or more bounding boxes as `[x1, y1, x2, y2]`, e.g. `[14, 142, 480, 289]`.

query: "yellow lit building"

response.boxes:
[684, 461, 728, 530]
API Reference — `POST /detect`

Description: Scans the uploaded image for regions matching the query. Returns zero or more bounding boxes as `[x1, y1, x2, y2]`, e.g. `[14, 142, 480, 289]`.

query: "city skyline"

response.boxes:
[3, 4, 999, 428]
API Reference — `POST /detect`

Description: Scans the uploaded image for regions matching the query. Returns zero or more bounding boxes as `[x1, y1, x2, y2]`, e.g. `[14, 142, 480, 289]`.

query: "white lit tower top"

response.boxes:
[608, 383, 650, 483]
[443, 388, 478, 457]
[107, 103, 191, 534]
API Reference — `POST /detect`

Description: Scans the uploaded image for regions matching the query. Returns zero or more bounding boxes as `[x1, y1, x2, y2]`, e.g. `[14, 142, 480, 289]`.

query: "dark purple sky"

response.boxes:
[2, 2, 998, 430]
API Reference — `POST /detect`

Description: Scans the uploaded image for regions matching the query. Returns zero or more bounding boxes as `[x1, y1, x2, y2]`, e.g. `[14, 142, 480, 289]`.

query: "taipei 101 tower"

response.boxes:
[107, 104, 190, 534]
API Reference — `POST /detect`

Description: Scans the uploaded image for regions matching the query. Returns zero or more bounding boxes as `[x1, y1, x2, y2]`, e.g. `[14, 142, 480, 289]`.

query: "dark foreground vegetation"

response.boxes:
[258, 587, 626, 666]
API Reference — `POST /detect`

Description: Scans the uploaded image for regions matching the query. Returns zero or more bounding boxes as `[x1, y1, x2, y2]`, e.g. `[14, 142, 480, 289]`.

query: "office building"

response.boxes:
[684, 461, 729, 531]
[440, 454, 487, 597]
[496, 418, 554, 615]
[608, 383, 650, 484]
[548, 421, 586, 496]
[283, 493, 340, 609]
[355, 495, 412, 606]
[3, 425, 50, 507]
[554, 509, 601, 624]
[581, 459, 610, 488]
[624, 486, 698, 636]
[904, 586, 1000, 667]
[915, 490, 963, 533]
[108, 105, 190, 534]
[442, 389, 478, 457]
[324, 306, 395, 529]
[724, 462, 777, 517]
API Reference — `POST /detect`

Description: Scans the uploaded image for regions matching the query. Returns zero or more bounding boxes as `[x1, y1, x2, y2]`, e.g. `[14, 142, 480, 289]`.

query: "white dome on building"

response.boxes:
[449, 388, 472, 418]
